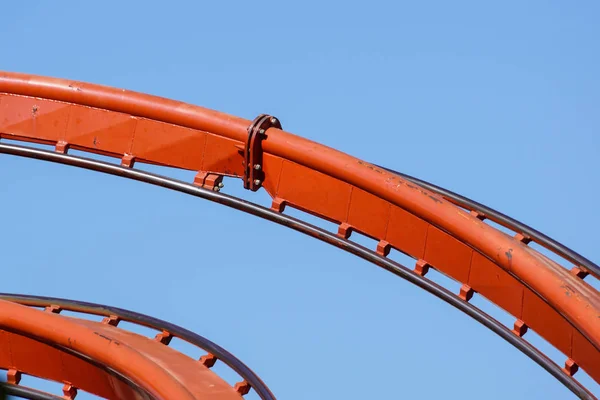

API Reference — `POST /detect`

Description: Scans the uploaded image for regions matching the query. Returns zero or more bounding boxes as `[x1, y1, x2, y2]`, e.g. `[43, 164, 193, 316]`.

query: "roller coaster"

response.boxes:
[0, 71, 597, 399]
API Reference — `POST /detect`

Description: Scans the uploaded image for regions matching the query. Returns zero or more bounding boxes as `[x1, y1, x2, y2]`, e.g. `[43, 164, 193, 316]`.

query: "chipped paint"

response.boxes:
[505, 248, 513, 268]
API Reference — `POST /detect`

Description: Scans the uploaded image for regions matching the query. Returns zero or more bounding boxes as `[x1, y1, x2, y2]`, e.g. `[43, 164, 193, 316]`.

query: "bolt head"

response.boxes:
[270, 117, 277, 124]
[254, 164, 261, 170]
[254, 179, 261, 186]
[218, 182, 224, 188]
[259, 129, 265, 135]
[213, 186, 220, 192]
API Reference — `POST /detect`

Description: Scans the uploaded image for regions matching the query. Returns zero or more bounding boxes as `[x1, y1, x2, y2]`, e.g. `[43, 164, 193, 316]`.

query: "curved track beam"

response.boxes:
[0, 72, 598, 394]
[375, 164, 600, 280]
[0, 144, 594, 399]
[0, 298, 245, 400]
[0, 292, 275, 400]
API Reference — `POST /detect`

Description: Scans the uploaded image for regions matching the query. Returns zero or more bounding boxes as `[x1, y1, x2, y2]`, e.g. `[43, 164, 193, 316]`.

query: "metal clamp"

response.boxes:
[243, 114, 281, 191]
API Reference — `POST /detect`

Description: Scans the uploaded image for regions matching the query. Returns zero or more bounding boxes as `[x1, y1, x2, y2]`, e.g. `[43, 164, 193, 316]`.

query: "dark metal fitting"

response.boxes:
[243, 114, 282, 191]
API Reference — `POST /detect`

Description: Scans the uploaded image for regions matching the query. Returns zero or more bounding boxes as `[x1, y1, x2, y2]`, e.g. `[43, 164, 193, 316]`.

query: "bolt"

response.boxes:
[218, 182, 224, 188]
[254, 179, 261, 186]
[213, 186, 220, 192]
[254, 164, 261, 170]
[259, 129, 265, 135]
[270, 117, 277, 124]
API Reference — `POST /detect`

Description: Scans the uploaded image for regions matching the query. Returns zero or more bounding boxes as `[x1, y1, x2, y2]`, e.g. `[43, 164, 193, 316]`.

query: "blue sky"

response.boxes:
[1, 1, 599, 399]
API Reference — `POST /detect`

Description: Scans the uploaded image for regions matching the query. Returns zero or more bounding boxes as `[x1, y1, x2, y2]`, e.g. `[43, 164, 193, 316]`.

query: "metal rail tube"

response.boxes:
[0, 72, 250, 142]
[0, 383, 63, 400]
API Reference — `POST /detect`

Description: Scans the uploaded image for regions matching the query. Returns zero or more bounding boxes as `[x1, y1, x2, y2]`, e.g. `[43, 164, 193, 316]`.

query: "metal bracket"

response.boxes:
[244, 114, 281, 191]
[194, 172, 224, 191]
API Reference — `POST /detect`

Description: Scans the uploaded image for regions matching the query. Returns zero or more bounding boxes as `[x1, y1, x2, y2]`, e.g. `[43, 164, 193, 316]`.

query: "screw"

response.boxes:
[254, 179, 261, 186]
[218, 182, 224, 188]
[254, 164, 261, 170]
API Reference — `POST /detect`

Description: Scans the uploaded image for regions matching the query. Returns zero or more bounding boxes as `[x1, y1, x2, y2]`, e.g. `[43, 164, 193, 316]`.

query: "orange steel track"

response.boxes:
[0, 71, 598, 399]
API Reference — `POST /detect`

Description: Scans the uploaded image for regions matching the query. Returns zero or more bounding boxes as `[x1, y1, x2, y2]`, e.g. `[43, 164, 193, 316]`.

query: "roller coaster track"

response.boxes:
[0, 71, 598, 399]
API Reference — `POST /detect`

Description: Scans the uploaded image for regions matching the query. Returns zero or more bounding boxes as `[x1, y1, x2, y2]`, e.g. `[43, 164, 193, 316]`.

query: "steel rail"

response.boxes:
[0, 142, 593, 399]
[375, 164, 600, 280]
[0, 383, 63, 400]
[0, 293, 276, 400]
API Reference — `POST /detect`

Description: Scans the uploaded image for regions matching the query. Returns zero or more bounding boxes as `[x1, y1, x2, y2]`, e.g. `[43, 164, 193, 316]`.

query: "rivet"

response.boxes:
[218, 182, 224, 188]
[254, 164, 261, 170]
[254, 179, 261, 186]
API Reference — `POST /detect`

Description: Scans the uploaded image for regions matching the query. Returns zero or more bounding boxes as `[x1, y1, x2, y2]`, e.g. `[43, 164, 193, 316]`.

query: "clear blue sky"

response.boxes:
[1, 1, 599, 399]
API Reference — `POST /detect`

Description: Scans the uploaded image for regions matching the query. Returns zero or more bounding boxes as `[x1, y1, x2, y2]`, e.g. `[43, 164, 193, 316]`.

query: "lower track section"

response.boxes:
[0, 292, 275, 400]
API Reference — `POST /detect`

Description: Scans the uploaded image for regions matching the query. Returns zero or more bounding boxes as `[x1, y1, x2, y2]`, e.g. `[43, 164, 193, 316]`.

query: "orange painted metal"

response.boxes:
[0, 71, 598, 388]
[0, 299, 242, 399]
